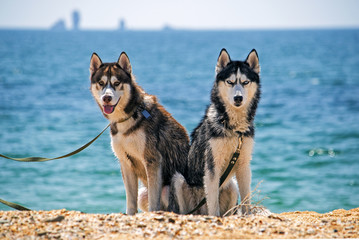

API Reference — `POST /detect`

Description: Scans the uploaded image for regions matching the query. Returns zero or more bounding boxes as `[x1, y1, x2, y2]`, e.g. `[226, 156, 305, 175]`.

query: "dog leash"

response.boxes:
[187, 134, 243, 215]
[0, 105, 150, 162]
[0, 198, 31, 211]
[0, 123, 111, 162]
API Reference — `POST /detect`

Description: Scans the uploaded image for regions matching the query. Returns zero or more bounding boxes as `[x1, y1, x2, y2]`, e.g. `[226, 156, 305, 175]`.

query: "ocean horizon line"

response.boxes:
[0, 26, 358, 32]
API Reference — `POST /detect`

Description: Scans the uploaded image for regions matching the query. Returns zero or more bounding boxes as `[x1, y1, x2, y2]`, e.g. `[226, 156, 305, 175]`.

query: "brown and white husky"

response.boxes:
[90, 52, 189, 215]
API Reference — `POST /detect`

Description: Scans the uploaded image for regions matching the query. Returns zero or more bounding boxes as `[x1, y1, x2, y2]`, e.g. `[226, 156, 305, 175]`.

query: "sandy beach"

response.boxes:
[1, 207, 358, 239]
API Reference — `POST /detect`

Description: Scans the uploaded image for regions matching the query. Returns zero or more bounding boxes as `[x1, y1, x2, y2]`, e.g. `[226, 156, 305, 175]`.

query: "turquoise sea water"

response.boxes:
[0, 29, 358, 214]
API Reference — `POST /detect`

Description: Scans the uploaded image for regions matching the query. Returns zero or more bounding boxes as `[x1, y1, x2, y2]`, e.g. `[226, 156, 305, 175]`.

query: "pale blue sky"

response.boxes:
[0, 0, 358, 30]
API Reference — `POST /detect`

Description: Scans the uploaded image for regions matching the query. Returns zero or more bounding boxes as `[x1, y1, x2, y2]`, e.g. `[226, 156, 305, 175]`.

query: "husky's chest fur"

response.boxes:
[186, 103, 255, 187]
[111, 119, 148, 184]
[109, 96, 159, 186]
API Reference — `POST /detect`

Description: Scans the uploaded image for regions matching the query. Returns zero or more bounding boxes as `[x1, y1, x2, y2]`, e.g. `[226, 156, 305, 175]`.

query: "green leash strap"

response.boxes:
[0, 198, 31, 211]
[0, 123, 110, 162]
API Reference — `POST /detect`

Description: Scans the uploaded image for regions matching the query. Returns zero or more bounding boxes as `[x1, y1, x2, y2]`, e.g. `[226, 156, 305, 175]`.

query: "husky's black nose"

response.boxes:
[103, 95, 112, 103]
[234, 96, 243, 104]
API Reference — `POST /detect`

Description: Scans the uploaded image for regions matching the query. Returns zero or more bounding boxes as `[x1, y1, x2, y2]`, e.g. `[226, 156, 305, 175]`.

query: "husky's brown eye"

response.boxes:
[98, 80, 105, 86]
[242, 80, 250, 85]
[114, 82, 120, 87]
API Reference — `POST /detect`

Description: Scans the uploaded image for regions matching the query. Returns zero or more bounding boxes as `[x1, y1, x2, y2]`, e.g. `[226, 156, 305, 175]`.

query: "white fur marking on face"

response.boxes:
[221, 68, 253, 108]
[219, 69, 252, 108]
[223, 81, 246, 107]
[98, 76, 123, 107]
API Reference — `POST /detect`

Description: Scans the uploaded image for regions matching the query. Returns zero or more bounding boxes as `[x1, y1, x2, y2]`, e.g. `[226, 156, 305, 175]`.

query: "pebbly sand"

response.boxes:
[1, 207, 358, 239]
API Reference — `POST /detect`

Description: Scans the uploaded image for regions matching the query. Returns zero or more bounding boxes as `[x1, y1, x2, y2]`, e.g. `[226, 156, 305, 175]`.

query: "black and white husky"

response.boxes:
[90, 52, 189, 215]
[170, 49, 261, 216]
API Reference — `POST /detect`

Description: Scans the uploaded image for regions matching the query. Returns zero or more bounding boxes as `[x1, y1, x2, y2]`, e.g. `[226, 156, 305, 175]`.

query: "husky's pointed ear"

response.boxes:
[117, 52, 132, 74]
[216, 48, 231, 74]
[90, 53, 102, 75]
[246, 49, 260, 74]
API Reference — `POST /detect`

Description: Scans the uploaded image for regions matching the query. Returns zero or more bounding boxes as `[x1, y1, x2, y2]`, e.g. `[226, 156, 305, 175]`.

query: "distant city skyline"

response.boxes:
[1, 0, 359, 30]
[50, 10, 81, 31]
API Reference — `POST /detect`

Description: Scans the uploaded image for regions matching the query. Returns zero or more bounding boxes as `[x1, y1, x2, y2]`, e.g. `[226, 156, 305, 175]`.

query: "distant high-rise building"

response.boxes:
[119, 19, 126, 31]
[72, 10, 80, 30]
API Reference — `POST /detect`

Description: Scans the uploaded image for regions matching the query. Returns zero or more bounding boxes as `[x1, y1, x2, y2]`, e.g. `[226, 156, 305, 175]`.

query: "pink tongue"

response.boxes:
[104, 105, 114, 114]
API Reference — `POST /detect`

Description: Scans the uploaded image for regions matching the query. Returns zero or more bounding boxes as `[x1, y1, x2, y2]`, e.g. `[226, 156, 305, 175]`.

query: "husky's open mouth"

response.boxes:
[103, 105, 115, 114]
[103, 98, 120, 114]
